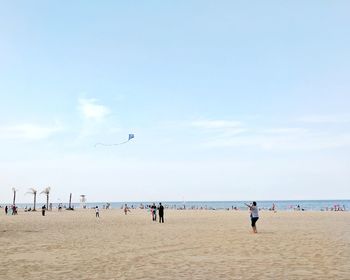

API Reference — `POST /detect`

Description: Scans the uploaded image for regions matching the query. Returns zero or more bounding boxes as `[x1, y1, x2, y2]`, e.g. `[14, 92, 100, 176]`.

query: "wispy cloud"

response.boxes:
[0, 122, 63, 140]
[190, 119, 248, 136]
[261, 128, 308, 134]
[298, 114, 350, 124]
[190, 118, 350, 151]
[78, 98, 110, 121]
[202, 132, 350, 151]
[191, 120, 243, 129]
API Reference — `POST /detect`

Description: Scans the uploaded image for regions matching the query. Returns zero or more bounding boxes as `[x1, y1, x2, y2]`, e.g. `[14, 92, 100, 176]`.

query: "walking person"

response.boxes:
[158, 203, 164, 223]
[245, 202, 259, 233]
[95, 206, 100, 218]
[5, 205, 8, 215]
[42, 205, 46, 216]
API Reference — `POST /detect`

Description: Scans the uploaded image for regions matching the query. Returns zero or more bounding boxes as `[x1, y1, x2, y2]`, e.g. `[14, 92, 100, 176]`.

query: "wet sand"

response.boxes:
[0, 209, 349, 279]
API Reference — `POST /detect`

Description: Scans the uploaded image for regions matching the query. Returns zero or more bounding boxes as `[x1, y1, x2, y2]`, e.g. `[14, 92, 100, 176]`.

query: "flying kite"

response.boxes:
[95, 134, 135, 147]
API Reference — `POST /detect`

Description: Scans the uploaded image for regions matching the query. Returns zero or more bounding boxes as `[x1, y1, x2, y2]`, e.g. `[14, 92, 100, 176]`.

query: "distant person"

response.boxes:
[12, 205, 18, 215]
[158, 203, 164, 223]
[272, 203, 276, 213]
[42, 205, 46, 216]
[151, 203, 157, 221]
[124, 204, 131, 215]
[245, 202, 259, 233]
[5, 205, 8, 215]
[95, 206, 100, 218]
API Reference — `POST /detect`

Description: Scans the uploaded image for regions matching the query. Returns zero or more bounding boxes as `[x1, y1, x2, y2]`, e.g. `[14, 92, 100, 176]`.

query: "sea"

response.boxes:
[9, 200, 350, 211]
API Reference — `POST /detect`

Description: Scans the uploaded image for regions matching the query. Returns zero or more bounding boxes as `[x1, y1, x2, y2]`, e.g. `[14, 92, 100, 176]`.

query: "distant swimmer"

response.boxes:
[158, 203, 164, 223]
[245, 202, 259, 233]
[95, 206, 100, 218]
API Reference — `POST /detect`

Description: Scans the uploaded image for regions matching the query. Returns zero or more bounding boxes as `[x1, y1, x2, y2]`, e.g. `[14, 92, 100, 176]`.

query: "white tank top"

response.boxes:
[251, 206, 259, 218]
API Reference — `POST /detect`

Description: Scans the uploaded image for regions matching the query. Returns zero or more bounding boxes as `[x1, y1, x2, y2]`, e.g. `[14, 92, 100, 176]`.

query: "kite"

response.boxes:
[95, 134, 135, 147]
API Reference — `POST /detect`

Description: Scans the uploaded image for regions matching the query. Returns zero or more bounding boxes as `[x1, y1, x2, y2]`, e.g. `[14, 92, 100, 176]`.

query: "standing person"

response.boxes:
[151, 203, 157, 221]
[158, 203, 164, 223]
[95, 206, 100, 218]
[272, 203, 276, 213]
[124, 204, 131, 215]
[245, 202, 259, 233]
[42, 205, 46, 216]
[5, 205, 8, 215]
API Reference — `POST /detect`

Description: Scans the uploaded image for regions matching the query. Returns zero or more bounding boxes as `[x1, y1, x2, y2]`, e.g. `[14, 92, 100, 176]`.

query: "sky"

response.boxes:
[0, 1, 350, 203]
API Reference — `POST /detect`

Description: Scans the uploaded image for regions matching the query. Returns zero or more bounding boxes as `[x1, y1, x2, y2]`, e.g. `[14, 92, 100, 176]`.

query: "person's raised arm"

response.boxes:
[244, 203, 252, 209]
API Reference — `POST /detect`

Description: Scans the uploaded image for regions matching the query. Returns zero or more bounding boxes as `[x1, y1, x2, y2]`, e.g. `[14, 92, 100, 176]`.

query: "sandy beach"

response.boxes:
[0, 209, 349, 280]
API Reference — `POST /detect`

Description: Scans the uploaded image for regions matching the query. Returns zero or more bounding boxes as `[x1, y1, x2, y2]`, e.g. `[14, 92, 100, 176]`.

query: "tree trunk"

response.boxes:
[46, 194, 49, 210]
[13, 190, 16, 205]
[69, 193, 72, 209]
[33, 193, 37, 211]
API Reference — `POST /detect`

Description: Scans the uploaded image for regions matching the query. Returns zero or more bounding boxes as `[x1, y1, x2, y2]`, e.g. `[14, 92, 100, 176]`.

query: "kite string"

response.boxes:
[95, 140, 130, 147]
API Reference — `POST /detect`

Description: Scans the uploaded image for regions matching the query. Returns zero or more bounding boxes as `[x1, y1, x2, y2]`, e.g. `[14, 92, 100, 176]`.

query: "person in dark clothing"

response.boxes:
[42, 205, 46, 216]
[5, 205, 8, 215]
[158, 203, 164, 223]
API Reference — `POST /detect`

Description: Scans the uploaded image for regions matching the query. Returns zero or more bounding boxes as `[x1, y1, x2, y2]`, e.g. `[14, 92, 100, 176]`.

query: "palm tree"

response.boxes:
[41, 187, 51, 210]
[26, 188, 38, 211]
[12, 187, 18, 205]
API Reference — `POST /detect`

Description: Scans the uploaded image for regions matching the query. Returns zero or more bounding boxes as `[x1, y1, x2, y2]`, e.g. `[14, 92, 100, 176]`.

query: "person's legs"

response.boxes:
[251, 218, 258, 233]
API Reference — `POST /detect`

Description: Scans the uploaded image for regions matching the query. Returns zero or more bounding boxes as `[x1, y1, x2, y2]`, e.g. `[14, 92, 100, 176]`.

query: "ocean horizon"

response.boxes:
[7, 199, 350, 211]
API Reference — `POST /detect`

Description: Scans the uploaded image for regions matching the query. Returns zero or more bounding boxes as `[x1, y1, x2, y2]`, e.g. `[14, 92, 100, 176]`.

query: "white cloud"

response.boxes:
[78, 98, 110, 121]
[0, 123, 63, 140]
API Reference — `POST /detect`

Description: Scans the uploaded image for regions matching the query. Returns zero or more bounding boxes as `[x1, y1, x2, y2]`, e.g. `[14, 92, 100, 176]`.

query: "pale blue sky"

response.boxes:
[1, 1, 350, 203]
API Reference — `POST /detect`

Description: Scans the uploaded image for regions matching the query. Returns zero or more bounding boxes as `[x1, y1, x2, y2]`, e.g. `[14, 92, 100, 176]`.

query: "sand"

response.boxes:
[0, 209, 349, 280]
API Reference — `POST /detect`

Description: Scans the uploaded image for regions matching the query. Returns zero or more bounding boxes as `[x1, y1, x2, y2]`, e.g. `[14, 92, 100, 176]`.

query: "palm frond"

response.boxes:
[41, 187, 51, 195]
[26, 188, 37, 195]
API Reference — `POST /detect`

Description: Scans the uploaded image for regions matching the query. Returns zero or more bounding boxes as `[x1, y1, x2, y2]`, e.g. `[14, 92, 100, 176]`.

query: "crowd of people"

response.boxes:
[3, 201, 349, 234]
